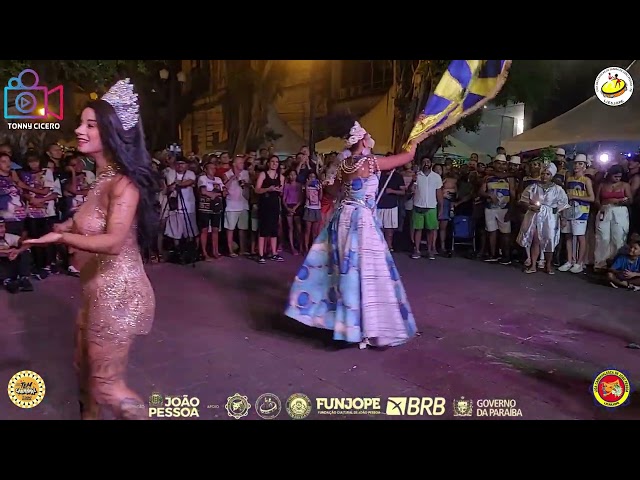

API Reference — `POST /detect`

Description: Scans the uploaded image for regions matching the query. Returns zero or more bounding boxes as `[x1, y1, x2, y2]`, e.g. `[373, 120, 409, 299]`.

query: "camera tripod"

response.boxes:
[163, 186, 198, 267]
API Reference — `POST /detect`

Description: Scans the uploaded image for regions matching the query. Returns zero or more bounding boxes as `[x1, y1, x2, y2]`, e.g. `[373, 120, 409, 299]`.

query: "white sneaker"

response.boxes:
[558, 262, 573, 272]
[569, 264, 584, 274]
[537, 260, 546, 270]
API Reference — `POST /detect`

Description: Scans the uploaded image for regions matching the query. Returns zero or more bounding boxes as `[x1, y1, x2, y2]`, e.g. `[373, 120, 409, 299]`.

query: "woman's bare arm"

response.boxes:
[376, 143, 417, 171]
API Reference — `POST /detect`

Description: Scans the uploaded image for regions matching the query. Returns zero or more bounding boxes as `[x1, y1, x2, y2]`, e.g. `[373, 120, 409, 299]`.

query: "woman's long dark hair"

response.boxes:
[87, 99, 159, 250]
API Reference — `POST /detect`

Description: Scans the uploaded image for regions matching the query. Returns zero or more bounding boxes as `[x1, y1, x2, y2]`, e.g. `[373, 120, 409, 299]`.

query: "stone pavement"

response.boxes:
[1, 252, 639, 420]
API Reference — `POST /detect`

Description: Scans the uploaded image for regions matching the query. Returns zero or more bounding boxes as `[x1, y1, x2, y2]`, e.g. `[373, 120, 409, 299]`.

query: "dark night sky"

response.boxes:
[530, 59, 634, 127]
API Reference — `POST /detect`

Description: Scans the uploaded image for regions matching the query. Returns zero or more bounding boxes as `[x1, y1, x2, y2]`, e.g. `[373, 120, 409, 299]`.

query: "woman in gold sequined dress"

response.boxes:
[24, 79, 158, 420]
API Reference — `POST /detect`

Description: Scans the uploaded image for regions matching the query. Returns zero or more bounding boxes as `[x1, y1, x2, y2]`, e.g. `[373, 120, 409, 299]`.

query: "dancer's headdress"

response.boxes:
[340, 121, 375, 159]
[101, 78, 140, 131]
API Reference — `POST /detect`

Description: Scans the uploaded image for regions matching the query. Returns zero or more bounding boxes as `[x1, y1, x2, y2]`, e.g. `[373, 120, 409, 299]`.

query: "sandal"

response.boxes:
[524, 266, 536, 274]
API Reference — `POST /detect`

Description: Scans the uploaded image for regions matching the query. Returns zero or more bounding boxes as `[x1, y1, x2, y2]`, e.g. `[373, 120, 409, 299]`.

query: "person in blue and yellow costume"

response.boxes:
[558, 153, 595, 274]
[285, 115, 418, 349]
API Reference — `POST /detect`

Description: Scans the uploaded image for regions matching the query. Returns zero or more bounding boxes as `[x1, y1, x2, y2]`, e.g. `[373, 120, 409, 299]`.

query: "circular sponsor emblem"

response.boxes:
[592, 369, 631, 408]
[149, 392, 164, 407]
[286, 393, 312, 419]
[255, 393, 282, 419]
[225, 393, 251, 419]
[595, 67, 633, 106]
[8, 370, 46, 409]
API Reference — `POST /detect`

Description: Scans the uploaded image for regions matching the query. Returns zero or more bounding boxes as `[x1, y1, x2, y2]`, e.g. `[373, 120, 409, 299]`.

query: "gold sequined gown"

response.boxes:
[73, 170, 155, 344]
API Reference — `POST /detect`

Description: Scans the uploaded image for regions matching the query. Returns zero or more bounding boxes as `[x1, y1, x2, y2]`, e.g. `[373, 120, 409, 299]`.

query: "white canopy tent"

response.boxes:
[314, 136, 345, 153]
[502, 61, 640, 154]
[265, 105, 306, 155]
[437, 136, 489, 159]
[316, 88, 394, 154]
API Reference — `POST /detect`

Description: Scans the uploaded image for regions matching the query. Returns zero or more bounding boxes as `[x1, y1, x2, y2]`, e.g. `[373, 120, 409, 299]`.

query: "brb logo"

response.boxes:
[385, 396, 446, 416]
[4, 69, 64, 125]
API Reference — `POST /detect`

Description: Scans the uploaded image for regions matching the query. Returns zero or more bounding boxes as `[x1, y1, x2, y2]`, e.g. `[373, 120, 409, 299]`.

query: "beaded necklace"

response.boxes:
[337, 154, 379, 182]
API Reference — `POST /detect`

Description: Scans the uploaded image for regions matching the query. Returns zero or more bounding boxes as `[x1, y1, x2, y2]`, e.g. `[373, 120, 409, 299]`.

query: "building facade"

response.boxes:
[179, 60, 393, 154]
[178, 60, 523, 157]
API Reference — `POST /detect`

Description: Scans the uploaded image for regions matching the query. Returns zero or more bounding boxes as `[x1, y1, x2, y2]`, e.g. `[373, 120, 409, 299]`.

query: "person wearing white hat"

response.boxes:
[558, 153, 595, 273]
[517, 162, 569, 274]
[552, 148, 568, 185]
[507, 155, 521, 177]
[480, 154, 516, 263]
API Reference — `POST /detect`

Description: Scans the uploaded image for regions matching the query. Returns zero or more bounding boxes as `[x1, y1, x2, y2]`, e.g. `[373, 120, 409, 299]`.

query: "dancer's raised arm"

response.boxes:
[377, 142, 417, 171]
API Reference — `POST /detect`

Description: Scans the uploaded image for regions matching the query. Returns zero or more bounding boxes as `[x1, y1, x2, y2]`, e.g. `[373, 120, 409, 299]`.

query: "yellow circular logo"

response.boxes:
[592, 369, 631, 408]
[8, 370, 46, 409]
[286, 393, 312, 419]
[595, 67, 634, 107]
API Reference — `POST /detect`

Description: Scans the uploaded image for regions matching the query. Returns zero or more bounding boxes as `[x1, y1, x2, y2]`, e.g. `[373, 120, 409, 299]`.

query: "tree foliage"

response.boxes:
[0, 60, 162, 153]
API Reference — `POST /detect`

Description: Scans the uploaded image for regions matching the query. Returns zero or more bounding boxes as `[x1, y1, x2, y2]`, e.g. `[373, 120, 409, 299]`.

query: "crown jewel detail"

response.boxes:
[101, 78, 139, 131]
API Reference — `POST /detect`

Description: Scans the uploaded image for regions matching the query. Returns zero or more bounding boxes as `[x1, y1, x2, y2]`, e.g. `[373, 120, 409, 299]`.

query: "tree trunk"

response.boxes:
[223, 60, 284, 155]
[392, 60, 449, 155]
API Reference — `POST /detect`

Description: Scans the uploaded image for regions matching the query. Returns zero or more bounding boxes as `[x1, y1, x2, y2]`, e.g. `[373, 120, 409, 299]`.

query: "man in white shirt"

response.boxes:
[223, 155, 251, 256]
[165, 157, 198, 245]
[411, 157, 443, 259]
[197, 162, 225, 259]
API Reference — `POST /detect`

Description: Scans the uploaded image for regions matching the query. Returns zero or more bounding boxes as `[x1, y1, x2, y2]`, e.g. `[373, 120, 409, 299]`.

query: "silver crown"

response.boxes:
[101, 78, 139, 131]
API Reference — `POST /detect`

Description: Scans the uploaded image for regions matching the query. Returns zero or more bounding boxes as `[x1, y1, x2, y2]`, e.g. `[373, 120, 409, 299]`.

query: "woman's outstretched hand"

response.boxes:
[23, 232, 63, 247]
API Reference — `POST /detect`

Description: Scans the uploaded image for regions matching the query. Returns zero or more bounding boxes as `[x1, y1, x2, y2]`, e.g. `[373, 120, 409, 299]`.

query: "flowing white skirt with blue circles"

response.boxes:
[285, 178, 417, 347]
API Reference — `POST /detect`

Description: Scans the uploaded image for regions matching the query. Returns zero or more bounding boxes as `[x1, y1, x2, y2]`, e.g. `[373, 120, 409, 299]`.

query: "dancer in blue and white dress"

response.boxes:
[285, 116, 418, 349]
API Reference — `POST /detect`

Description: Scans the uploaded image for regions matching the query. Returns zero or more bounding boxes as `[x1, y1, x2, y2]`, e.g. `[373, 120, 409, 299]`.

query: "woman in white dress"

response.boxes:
[517, 162, 569, 274]
[285, 116, 418, 349]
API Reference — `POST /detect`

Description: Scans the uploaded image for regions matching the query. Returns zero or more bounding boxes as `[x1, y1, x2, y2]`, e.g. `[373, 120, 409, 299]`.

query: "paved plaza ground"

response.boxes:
[1, 251, 638, 420]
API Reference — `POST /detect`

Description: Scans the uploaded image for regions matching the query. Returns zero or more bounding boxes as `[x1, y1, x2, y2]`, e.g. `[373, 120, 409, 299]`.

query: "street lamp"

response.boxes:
[159, 68, 186, 143]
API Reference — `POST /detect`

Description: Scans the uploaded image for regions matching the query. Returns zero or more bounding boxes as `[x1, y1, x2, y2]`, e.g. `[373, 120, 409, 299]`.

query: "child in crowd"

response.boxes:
[607, 238, 640, 290]
[303, 172, 322, 252]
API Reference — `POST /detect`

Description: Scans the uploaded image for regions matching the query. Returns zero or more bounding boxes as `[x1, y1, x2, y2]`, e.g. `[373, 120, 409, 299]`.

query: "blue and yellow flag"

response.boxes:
[406, 60, 511, 147]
